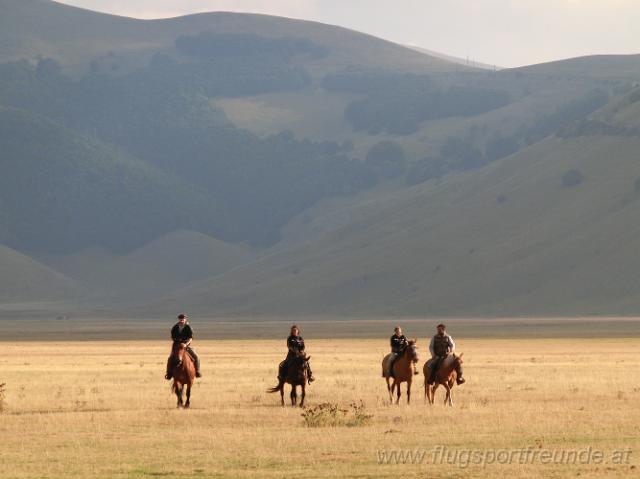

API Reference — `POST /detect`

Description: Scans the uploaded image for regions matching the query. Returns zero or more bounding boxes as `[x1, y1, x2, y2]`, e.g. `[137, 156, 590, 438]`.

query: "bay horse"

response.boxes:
[267, 350, 309, 407]
[169, 341, 196, 408]
[381, 340, 419, 405]
[424, 353, 464, 406]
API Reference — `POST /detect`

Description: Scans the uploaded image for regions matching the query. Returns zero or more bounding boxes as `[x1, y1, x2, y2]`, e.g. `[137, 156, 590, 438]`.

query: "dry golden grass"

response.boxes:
[0, 338, 639, 478]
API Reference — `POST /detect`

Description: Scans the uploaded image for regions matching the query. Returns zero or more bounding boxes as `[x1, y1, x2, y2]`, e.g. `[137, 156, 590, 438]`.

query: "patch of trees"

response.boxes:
[405, 137, 486, 186]
[0, 59, 377, 252]
[149, 52, 311, 97]
[481, 89, 611, 163]
[526, 89, 609, 144]
[175, 32, 329, 61]
[324, 70, 510, 135]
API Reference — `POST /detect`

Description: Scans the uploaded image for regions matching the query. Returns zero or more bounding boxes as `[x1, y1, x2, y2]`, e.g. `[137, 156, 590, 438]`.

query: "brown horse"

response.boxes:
[382, 340, 419, 405]
[169, 341, 196, 408]
[267, 350, 309, 407]
[423, 353, 464, 406]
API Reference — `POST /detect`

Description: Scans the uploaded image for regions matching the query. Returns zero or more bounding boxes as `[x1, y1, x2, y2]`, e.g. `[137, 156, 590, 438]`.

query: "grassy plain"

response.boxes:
[0, 320, 639, 478]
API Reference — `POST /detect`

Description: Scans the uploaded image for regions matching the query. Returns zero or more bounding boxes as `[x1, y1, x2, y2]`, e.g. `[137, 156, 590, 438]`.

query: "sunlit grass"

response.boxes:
[0, 338, 638, 478]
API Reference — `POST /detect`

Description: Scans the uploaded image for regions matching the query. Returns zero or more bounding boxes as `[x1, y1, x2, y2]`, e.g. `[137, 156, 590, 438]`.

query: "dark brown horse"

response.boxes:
[267, 350, 309, 407]
[423, 353, 464, 406]
[169, 341, 196, 408]
[382, 339, 419, 404]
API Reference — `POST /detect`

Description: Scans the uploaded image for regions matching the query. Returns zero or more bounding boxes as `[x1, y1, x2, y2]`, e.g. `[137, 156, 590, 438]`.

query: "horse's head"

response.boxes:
[453, 352, 464, 375]
[171, 341, 186, 365]
[293, 349, 309, 364]
[405, 339, 420, 363]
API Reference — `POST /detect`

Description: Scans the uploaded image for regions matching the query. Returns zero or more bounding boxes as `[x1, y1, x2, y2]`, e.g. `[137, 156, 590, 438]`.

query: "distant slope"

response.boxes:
[407, 45, 500, 70]
[0, 0, 462, 76]
[43, 230, 254, 299]
[0, 244, 81, 302]
[157, 89, 640, 316]
[514, 54, 640, 80]
[0, 106, 210, 254]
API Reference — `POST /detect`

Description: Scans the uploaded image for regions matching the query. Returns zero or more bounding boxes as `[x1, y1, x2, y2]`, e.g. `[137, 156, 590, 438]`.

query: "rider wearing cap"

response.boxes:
[165, 313, 202, 379]
[427, 323, 464, 385]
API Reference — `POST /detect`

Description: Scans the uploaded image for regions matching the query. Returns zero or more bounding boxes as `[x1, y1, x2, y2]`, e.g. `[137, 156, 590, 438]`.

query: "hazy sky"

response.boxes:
[57, 0, 640, 67]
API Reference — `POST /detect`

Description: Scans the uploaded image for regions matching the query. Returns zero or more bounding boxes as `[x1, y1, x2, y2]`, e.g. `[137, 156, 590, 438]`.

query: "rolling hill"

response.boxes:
[0, 0, 461, 77]
[155, 88, 640, 316]
[0, 105, 211, 254]
[41, 230, 254, 300]
[2, 0, 640, 316]
[0, 244, 81, 302]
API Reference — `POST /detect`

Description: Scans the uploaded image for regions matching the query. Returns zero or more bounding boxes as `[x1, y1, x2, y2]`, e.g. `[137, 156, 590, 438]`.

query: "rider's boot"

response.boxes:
[307, 364, 315, 383]
[165, 357, 172, 380]
[194, 356, 202, 378]
[427, 368, 436, 385]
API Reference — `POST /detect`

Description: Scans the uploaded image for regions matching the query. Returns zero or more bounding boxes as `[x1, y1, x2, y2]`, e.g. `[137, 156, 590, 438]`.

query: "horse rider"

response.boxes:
[427, 323, 464, 385]
[278, 325, 314, 383]
[386, 326, 416, 377]
[165, 313, 202, 379]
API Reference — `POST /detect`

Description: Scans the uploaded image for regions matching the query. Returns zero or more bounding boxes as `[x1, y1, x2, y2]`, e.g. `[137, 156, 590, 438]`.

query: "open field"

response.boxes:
[1, 324, 639, 478]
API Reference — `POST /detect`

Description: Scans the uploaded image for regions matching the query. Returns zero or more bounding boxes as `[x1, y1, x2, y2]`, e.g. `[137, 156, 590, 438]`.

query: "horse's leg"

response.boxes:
[386, 377, 393, 403]
[185, 383, 192, 409]
[443, 383, 451, 406]
[174, 382, 182, 408]
[290, 385, 297, 406]
[407, 379, 412, 405]
[431, 383, 439, 405]
[395, 381, 401, 405]
[280, 383, 285, 407]
[300, 383, 306, 408]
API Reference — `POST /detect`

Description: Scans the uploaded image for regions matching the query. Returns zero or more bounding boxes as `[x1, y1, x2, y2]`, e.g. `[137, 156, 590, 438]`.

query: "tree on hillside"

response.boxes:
[365, 141, 407, 179]
[441, 137, 485, 171]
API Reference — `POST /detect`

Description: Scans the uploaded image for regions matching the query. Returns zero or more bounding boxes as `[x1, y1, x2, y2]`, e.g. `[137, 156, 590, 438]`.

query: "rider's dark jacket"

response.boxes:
[286, 334, 305, 360]
[429, 333, 454, 358]
[390, 334, 408, 354]
[171, 323, 194, 343]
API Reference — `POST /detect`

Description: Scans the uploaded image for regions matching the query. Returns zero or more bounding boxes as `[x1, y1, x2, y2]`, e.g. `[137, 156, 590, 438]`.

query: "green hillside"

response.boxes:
[0, 106, 210, 253]
[0, 243, 81, 302]
[157, 89, 640, 316]
[2, 0, 640, 315]
[41, 230, 254, 299]
[0, 0, 460, 77]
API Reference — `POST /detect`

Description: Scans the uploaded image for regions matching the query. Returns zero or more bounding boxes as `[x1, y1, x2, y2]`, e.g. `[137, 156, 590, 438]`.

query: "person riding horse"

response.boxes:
[386, 326, 417, 377]
[278, 325, 314, 383]
[165, 314, 202, 379]
[427, 323, 464, 385]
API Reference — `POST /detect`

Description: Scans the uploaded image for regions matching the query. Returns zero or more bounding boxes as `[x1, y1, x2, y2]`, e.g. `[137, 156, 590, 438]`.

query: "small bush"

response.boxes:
[301, 401, 373, 427]
[562, 169, 584, 187]
[347, 401, 374, 427]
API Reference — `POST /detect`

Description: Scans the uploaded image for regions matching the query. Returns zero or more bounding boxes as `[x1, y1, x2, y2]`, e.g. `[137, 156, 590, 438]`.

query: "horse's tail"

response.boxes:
[266, 381, 283, 393]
